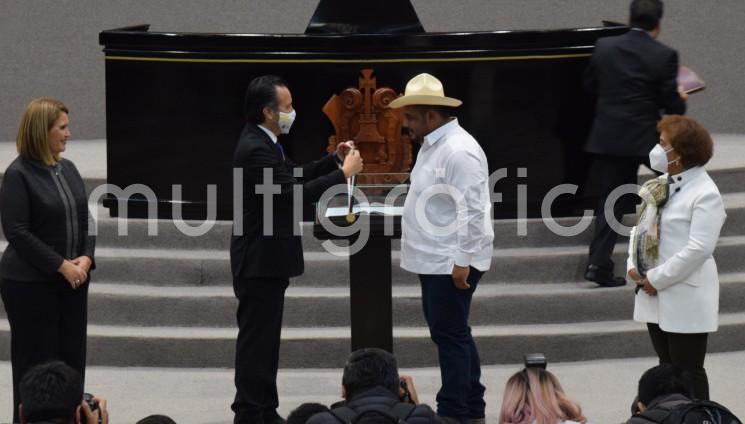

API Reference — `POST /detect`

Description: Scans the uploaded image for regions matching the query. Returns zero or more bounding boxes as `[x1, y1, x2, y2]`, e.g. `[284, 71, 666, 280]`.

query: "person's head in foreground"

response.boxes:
[19, 361, 96, 424]
[342, 348, 400, 399]
[287, 403, 329, 424]
[630, 364, 744, 423]
[136, 414, 178, 424]
[499, 367, 587, 424]
[635, 364, 693, 412]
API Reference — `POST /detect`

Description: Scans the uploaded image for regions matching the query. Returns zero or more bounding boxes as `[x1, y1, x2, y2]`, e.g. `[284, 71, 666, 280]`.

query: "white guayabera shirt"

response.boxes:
[400, 118, 494, 275]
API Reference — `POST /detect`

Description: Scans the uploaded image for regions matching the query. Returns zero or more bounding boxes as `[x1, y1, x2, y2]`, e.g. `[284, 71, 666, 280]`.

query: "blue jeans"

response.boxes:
[419, 268, 486, 420]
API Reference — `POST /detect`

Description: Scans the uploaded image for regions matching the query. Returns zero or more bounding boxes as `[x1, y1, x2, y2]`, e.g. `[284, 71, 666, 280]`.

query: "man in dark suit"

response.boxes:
[230, 75, 363, 423]
[584, 0, 687, 287]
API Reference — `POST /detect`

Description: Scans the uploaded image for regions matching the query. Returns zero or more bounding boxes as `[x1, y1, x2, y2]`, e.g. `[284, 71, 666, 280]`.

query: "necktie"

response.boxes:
[275, 142, 285, 161]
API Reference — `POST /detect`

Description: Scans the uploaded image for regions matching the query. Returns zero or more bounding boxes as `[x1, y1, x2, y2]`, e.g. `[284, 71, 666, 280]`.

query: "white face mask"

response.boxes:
[649, 144, 676, 173]
[278, 109, 296, 134]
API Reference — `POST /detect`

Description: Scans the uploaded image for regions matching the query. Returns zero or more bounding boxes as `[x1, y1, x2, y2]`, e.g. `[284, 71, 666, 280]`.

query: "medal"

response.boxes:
[346, 156, 356, 224]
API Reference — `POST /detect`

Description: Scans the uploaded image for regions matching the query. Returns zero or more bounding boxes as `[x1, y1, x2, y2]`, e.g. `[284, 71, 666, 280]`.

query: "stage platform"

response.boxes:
[0, 135, 744, 422]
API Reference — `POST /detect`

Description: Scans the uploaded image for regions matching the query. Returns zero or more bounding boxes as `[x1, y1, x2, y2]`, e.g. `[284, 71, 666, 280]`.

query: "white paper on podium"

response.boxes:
[324, 202, 404, 218]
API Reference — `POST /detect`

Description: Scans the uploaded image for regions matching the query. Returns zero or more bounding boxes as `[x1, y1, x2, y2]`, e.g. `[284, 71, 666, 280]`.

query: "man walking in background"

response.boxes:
[584, 0, 688, 287]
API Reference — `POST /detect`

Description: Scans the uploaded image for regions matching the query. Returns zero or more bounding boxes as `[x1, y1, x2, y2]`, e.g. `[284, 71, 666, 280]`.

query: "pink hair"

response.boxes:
[499, 368, 587, 424]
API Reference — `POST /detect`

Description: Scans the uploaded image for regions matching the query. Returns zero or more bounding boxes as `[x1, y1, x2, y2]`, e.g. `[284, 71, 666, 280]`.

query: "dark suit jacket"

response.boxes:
[0, 157, 95, 282]
[230, 124, 346, 279]
[584, 29, 686, 157]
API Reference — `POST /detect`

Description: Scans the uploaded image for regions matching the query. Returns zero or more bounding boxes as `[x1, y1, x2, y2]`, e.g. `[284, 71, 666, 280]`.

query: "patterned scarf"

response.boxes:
[632, 176, 669, 275]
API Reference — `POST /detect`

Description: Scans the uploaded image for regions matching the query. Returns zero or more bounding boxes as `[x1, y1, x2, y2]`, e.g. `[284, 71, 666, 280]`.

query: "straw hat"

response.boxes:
[388, 73, 462, 109]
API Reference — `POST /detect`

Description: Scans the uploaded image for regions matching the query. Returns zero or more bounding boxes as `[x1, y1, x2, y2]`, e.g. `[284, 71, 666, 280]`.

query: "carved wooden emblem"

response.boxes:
[323, 69, 411, 184]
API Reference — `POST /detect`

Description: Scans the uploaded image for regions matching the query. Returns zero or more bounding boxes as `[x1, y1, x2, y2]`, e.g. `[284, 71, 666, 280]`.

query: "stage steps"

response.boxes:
[1, 136, 744, 368]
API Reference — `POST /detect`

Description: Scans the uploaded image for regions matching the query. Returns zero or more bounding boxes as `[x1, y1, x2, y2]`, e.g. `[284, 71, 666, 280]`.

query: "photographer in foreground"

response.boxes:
[18, 361, 108, 424]
[499, 354, 587, 424]
[626, 364, 741, 424]
[307, 348, 442, 423]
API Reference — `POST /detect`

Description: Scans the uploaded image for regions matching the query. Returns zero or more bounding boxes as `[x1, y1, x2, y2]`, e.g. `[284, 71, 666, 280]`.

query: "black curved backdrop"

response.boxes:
[98, 23, 627, 221]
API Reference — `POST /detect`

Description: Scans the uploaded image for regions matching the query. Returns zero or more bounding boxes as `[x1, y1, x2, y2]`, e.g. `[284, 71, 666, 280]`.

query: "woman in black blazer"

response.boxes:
[0, 98, 95, 423]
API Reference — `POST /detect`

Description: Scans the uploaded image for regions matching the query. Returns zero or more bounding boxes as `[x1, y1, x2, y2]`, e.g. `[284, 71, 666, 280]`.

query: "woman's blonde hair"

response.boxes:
[16, 98, 69, 165]
[499, 368, 587, 424]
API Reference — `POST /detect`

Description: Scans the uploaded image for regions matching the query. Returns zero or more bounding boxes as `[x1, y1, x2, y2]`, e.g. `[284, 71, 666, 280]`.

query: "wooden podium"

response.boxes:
[314, 210, 403, 353]
[314, 68, 410, 352]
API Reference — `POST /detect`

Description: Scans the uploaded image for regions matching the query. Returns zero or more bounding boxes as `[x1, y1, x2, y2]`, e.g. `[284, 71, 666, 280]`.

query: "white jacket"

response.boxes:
[629, 166, 726, 333]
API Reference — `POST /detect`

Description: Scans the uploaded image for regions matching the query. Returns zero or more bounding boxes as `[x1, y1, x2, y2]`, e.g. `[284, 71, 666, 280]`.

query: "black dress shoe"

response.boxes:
[584, 264, 627, 287]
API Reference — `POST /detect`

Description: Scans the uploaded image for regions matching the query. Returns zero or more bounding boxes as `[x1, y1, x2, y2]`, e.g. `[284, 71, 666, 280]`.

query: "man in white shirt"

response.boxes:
[389, 73, 494, 424]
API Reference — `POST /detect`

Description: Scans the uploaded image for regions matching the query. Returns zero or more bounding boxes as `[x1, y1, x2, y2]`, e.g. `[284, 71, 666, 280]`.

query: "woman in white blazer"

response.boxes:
[628, 115, 726, 400]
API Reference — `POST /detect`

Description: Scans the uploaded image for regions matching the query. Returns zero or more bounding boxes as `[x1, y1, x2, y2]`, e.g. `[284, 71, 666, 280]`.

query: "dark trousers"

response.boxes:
[419, 268, 486, 420]
[232, 276, 289, 424]
[0, 278, 88, 424]
[647, 323, 710, 400]
[588, 155, 648, 272]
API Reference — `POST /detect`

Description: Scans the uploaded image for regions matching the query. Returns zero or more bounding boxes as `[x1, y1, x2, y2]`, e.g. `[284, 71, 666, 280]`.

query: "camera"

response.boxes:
[399, 379, 413, 404]
[524, 353, 547, 369]
[79, 393, 100, 423]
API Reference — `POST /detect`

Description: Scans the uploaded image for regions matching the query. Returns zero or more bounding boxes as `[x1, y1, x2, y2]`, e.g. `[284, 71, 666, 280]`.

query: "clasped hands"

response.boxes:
[58, 256, 92, 289]
[628, 268, 657, 296]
